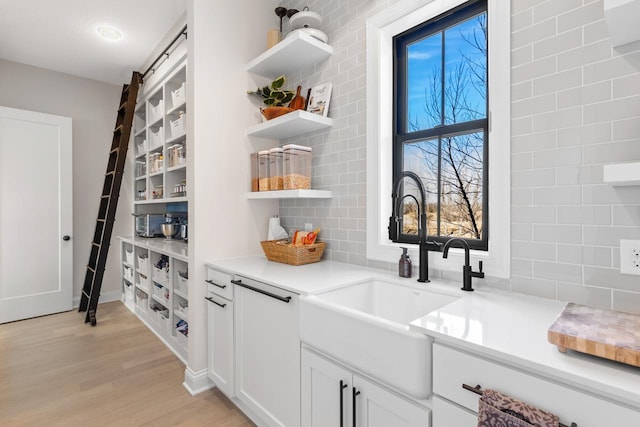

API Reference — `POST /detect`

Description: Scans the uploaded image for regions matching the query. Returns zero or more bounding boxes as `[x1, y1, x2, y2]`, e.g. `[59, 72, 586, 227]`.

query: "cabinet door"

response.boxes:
[432, 396, 476, 427]
[234, 276, 300, 427]
[206, 293, 234, 398]
[301, 348, 352, 427]
[353, 375, 430, 427]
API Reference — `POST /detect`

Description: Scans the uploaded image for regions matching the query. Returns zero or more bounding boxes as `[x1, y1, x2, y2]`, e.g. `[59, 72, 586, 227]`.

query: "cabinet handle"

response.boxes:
[462, 384, 577, 427]
[205, 297, 226, 308]
[205, 279, 226, 289]
[339, 380, 347, 427]
[352, 387, 360, 427]
[231, 279, 291, 303]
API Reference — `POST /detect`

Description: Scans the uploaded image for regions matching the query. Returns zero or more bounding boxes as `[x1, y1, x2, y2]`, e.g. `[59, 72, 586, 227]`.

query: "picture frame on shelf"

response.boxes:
[306, 82, 332, 117]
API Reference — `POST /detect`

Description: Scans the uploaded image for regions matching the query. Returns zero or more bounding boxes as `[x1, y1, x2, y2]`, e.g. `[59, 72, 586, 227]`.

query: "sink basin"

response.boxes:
[300, 279, 459, 399]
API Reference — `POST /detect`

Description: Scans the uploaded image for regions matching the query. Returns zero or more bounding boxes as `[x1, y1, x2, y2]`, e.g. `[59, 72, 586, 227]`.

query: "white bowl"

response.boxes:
[289, 11, 322, 30]
[286, 28, 329, 44]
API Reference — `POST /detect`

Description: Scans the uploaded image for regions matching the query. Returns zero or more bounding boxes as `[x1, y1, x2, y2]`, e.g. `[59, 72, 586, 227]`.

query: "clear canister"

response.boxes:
[258, 150, 270, 191]
[269, 147, 284, 190]
[250, 152, 259, 192]
[283, 144, 312, 189]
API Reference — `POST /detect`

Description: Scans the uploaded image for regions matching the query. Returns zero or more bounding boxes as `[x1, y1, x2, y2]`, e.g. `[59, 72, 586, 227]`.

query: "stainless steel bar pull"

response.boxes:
[231, 279, 291, 303]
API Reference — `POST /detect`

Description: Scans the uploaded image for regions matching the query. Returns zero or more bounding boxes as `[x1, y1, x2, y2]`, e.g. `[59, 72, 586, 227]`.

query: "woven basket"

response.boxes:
[260, 240, 326, 266]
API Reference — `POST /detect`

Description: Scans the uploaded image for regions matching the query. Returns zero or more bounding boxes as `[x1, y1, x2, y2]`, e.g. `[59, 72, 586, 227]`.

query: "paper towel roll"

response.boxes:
[268, 216, 288, 240]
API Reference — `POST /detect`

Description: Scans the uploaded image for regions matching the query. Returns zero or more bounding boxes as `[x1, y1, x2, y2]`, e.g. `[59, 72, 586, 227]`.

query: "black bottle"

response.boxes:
[399, 247, 412, 278]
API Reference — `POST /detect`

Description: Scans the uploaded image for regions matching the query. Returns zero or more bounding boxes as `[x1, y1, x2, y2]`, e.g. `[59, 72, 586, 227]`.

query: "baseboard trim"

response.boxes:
[183, 367, 214, 396]
[72, 290, 123, 309]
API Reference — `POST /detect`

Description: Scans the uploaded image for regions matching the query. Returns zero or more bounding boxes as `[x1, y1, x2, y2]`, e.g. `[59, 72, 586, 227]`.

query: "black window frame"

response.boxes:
[392, 0, 489, 251]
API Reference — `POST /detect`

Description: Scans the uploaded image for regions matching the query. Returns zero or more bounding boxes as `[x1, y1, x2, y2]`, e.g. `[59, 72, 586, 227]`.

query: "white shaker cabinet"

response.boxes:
[205, 268, 234, 399]
[301, 348, 430, 427]
[432, 343, 640, 427]
[233, 275, 300, 427]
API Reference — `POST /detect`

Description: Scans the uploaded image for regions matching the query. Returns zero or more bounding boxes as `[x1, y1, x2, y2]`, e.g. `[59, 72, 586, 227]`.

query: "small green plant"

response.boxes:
[247, 75, 295, 107]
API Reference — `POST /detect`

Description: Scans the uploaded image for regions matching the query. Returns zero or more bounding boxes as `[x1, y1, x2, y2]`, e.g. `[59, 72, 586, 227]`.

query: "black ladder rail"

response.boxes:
[78, 71, 142, 326]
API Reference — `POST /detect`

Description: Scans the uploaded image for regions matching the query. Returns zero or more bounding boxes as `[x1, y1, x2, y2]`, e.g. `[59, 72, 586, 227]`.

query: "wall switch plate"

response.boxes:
[620, 240, 640, 276]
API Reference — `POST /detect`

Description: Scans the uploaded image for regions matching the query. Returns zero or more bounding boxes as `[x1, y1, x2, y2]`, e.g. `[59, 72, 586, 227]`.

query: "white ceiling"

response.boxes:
[0, 0, 187, 85]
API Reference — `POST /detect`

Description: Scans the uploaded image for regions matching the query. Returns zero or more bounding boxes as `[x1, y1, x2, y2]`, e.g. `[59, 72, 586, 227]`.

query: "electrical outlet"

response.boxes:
[620, 240, 640, 276]
[304, 223, 313, 231]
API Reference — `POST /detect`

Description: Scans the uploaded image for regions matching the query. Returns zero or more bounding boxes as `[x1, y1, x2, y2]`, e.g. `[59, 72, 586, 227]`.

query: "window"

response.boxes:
[393, 0, 488, 250]
[366, 0, 510, 278]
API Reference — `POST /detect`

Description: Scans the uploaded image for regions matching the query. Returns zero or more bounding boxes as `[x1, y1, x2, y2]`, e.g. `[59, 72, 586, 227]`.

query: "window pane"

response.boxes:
[440, 131, 484, 239]
[443, 13, 487, 125]
[402, 139, 439, 236]
[407, 33, 442, 132]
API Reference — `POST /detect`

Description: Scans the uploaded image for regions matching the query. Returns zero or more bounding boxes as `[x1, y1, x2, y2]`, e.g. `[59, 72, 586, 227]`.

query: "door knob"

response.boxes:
[63, 235, 70, 241]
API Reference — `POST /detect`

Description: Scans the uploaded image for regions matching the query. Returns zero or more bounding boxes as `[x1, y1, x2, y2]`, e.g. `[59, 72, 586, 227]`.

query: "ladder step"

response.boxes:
[110, 147, 119, 154]
[97, 218, 106, 222]
[91, 242, 100, 247]
[114, 124, 124, 133]
[119, 101, 127, 111]
[106, 171, 115, 177]
[87, 266, 95, 273]
[82, 290, 90, 299]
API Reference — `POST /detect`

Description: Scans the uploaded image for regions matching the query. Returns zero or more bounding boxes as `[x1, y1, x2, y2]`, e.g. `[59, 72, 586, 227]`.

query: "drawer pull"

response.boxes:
[462, 384, 577, 427]
[231, 279, 291, 303]
[205, 279, 227, 289]
[339, 380, 347, 427]
[205, 296, 226, 308]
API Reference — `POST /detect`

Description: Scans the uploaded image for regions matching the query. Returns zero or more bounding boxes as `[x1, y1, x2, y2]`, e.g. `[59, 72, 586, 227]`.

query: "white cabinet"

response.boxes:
[205, 268, 234, 399]
[301, 348, 430, 427]
[234, 275, 300, 427]
[432, 343, 640, 427]
[432, 396, 476, 427]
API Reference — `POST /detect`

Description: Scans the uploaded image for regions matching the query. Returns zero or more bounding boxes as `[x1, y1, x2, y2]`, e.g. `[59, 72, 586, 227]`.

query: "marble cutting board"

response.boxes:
[548, 302, 640, 368]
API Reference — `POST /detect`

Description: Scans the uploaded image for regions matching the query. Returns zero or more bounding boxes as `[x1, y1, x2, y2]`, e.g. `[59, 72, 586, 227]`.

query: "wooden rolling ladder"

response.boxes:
[79, 71, 142, 326]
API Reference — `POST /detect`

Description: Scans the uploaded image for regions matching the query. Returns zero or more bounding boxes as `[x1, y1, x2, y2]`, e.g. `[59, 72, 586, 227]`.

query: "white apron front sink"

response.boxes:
[300, 279, 458, 399]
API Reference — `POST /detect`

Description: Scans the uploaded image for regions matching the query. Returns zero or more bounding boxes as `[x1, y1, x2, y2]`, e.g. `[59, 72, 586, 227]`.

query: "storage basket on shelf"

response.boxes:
[260, 240, 326, 266]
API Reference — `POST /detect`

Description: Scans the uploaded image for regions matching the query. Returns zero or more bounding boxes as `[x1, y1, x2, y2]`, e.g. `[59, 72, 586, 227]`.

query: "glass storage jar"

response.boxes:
[258, 150, 270, 191]
[250, 152, 259, 192]
[269, 147, 284, 190]
[283, 144, 312, 189]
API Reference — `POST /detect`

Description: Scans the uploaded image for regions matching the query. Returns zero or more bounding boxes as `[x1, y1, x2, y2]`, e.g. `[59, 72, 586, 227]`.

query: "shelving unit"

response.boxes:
[132, 59, 188, 204]
[246, 110, 332, 139]
[246, 28, 334, 200]
[119, 236, 188, 363]
[246, 31, 333, 78]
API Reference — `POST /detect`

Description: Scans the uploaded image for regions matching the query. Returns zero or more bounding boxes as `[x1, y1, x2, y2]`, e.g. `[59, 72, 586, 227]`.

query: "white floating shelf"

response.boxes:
[247, 110, 332, 139]
[246, 189, 332, 200]
[246, 31, 333, 78]
[134, 196, 188, 205]
[603, 162, 640, 186]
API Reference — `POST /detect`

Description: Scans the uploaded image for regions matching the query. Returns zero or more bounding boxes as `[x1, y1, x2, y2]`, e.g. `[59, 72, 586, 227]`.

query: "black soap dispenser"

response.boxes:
[399, 247, 412, 278]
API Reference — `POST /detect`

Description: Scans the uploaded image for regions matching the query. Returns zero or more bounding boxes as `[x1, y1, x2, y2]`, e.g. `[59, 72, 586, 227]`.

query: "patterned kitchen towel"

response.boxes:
[478, 389, 560, 427]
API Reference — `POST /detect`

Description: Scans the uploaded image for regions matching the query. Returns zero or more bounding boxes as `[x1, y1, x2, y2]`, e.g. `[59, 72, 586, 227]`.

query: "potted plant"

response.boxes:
[247, 75, 296, 120]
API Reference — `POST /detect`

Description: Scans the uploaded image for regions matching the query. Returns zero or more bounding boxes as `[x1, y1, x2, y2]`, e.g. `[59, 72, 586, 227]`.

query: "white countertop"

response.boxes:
[118, 235, 188, 261]
[410, 289, 640, 409]
[205, 256, 640, 408]
[205, 256, 374, 295]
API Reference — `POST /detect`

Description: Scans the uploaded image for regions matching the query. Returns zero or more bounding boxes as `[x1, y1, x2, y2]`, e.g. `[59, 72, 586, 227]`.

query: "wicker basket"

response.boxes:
[260, 240, 326, 266]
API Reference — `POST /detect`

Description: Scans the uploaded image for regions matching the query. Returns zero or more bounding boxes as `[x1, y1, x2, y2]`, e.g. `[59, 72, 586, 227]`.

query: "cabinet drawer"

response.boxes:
[206, 268, 233, 300]
[432, 396, 476, 427]
[433, 343, 640, 427]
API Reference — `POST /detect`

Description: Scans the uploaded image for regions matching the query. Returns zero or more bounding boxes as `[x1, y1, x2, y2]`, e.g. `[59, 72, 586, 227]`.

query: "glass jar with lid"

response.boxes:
[268, 147, 284, 190]
[283, 144, 312, 189]
[258, 150, 270, 191]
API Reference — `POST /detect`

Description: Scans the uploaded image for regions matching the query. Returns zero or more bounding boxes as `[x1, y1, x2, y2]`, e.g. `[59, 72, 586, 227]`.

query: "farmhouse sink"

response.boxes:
[299, 279, 459, 399]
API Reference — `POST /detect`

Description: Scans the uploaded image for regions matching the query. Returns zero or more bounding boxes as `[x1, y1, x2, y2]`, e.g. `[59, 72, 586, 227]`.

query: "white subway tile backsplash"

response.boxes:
[512, 241, 557, 261]
[583, 51, 640, 84]
[583, 97, 640, 125]
[512, 56, 557, 84]
[512, 8, 533, 33]
[534, 260, 583, 283]
[512, 152, 533, 170]
[533, 29, 582, 61]
[512, 258, 533, 277]
[512, 205, 556, 223]
[557, 39, 611, 72]
[512, 18, 557, 50]
[557, 282, 612, 309]
[513, 94, 556, 118]
[533, 0, 582, 24]
[556, 244, 583, 264]
[584, 265, 640, 292]
[612, 205, 640, 226]
[512, 81, 533, 101]
[556, 205, 611, 225]
[512, 130, 556, 153]
[531, 107, 582, 132]
[511, 276, 557, 299]
[583, 20, 610, 45]
[583, 225, 640, 246]
[612, 117, 640, 141]
[612, 73, 640, 98]
[533, 224, 583, 243]
[532, 186, 582, 205]
[532, 146, 582, 168]
[512, 168, 556, 188]
[512, 223, 533, 241]
[556, 165, 604, 185]
[556, 1, 604, 33]
[612, 290, 640, 315]
[583, 185, 640, 205]
[581, 245, 613, 268]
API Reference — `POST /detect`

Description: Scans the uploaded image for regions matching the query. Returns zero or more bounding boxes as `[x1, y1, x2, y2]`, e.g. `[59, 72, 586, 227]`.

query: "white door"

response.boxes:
[0, 106, 73, 323]
[301, 348, 352, 427]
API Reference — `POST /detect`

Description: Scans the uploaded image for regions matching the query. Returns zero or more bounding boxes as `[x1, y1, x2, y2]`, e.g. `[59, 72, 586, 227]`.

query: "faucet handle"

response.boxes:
[471, 260, 485, 279]
[478, 260, 483, 272]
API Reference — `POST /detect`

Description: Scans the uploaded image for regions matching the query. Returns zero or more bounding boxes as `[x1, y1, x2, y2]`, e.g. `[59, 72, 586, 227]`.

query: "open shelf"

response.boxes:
[246, 189, 332, 199]
[134, 196, 188, 205]
[603, 162, 640, 186]
[247, 110, 332, 139]
[246, 31, 333, 78]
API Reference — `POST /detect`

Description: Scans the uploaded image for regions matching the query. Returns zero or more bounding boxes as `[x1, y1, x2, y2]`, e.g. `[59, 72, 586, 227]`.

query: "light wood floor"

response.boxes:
[0, 301, 254, 427]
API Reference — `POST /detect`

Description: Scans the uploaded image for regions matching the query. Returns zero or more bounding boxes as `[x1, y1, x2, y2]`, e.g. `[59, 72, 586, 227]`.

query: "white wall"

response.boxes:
[0, 59, 129, 306]
[186, 0, 279, 380]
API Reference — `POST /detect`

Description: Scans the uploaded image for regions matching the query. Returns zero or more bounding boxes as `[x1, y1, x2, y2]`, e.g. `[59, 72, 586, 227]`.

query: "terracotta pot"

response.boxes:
[261, 106, 294, 120]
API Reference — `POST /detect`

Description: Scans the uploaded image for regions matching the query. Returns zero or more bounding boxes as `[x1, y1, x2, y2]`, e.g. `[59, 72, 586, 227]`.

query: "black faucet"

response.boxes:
[389, 171, 442, 283]
[442, 238, 484, 291]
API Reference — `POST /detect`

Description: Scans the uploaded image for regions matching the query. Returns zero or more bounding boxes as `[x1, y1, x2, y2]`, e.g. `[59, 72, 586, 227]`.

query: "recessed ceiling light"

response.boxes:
[96, 25, 123, 42]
